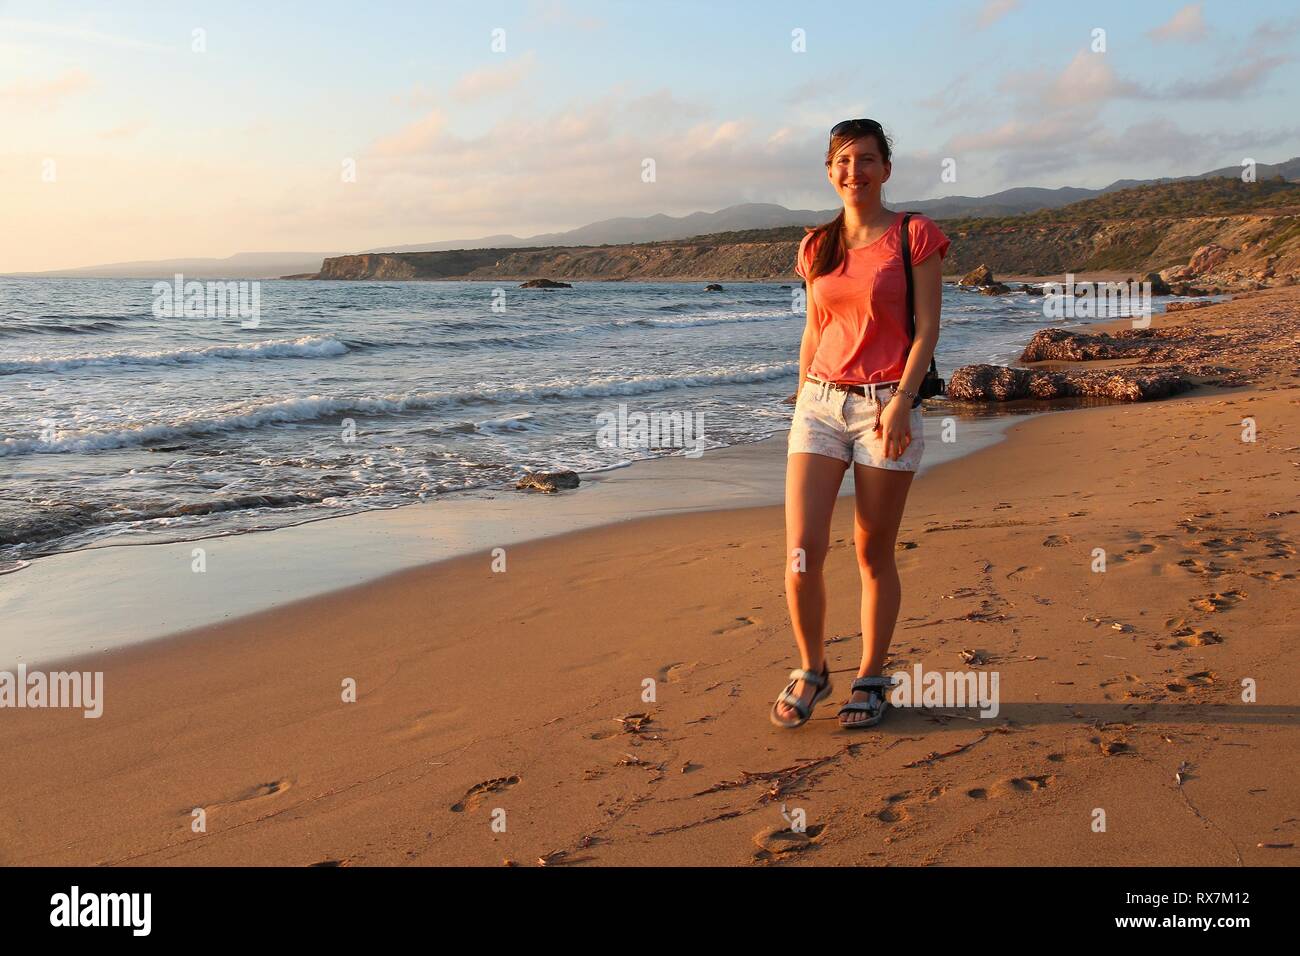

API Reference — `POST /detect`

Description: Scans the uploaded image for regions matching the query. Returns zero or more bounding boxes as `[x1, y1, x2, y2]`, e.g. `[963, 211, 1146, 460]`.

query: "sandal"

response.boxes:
[770, 661, 833, 729]
[837, 675, 894, 729]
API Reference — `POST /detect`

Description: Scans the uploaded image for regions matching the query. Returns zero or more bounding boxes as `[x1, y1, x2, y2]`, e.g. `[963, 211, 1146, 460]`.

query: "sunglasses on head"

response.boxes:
[830, 118, 883, 137]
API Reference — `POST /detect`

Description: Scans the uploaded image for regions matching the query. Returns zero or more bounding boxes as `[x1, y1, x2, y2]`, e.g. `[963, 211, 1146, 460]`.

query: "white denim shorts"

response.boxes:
[787, 378, 925, 472]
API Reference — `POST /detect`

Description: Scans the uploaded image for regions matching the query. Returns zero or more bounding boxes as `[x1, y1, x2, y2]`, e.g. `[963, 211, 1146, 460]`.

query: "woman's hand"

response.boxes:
[876, 395, 913, 460]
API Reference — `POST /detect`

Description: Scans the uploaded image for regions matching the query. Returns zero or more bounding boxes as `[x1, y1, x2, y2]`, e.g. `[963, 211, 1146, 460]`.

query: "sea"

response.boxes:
[0, 277, 1159, 571]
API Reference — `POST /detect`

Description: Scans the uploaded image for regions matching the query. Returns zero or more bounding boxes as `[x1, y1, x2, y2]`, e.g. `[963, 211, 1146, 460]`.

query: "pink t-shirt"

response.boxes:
[796, 212, 951, 384]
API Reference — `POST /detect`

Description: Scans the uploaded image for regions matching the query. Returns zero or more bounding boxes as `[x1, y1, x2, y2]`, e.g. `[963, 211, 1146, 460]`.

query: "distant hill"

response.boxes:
[360, 157, 1300, 253]
[7, 251, 340, 280]
[11, 156, 1297, 278]
[314, 176, 1300, 289]
[943, 176, 1300, 229]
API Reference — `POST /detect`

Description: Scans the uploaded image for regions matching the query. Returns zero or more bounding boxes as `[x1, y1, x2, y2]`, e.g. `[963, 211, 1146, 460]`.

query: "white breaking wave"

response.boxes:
[624, 310, 797, 330]
[0, 362, 797, 456]
[0, 335, 348, 374]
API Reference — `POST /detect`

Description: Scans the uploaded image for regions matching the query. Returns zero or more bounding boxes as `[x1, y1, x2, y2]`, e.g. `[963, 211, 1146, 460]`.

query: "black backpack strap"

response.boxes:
[900, 211, 939, 383]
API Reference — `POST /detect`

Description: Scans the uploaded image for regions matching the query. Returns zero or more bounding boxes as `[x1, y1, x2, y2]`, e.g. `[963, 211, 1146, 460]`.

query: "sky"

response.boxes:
[2, 0, 1299, 272]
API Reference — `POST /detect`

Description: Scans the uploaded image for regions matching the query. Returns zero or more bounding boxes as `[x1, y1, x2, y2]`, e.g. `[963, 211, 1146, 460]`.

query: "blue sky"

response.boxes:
[2, 0, 1298, 270]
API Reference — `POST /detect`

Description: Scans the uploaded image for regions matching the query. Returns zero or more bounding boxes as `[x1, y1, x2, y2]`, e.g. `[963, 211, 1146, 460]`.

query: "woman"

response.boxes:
[771, 118, 950, 730]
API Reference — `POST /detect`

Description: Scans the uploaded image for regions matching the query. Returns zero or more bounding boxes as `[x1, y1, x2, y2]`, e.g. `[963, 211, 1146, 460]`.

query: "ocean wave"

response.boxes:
[0, 362, 796, 457]
[347, 311, 794, 352]
[627, 310, 796, 329]
[0, 335, 348, 374]
[0, 492, 331, 550]
[0, 319, 126, 338]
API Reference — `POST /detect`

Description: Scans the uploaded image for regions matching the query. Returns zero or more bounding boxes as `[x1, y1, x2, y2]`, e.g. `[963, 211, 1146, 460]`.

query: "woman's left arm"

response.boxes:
[877, 252, 942, 460]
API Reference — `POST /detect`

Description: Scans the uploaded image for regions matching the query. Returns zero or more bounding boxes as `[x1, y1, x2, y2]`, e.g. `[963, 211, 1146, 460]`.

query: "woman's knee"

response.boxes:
[854, 537, 896, 575]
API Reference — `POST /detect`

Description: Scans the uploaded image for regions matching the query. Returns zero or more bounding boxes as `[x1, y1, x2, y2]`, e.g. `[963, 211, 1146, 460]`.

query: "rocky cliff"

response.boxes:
[311, 178, 1300, 290]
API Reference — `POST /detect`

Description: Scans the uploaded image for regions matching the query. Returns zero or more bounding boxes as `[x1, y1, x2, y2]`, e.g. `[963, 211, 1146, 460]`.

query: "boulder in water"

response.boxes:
[515, 470, 581, 493]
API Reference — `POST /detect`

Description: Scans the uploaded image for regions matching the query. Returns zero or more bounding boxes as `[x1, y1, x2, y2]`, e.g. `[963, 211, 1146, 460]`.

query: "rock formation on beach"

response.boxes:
[947, 364, 1196, 401]
[515, 470, 581, 493]
[947, 292, 1299, 402]
[957, 264, 1012, 295]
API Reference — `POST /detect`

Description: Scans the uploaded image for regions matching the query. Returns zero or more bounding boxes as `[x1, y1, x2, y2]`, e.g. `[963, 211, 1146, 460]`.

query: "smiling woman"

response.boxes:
[772, 117, 951, 731]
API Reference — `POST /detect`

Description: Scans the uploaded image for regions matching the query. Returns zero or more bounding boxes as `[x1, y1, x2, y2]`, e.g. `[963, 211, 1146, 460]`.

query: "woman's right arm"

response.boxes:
[797, 284, 820, 394]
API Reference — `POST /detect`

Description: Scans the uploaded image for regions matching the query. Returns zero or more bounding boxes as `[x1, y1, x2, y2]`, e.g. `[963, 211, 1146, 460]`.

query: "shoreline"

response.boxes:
[2, 289, 1239, 668]
[3, 407, 1034, 669]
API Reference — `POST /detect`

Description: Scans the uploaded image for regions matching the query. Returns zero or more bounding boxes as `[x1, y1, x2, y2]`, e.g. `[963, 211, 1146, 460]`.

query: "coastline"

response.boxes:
[3, 408, 1031, 668]
[4, 288, 1296, 866]
[0, 272, 1155, 663]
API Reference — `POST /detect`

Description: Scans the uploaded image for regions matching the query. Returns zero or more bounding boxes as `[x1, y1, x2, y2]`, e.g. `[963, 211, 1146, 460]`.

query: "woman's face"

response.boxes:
[828, 136, 890, 207]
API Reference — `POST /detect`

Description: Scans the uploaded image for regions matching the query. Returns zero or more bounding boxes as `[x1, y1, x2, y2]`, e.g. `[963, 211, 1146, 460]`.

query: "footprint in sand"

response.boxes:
[713, 616, 760, 636]
[1195, 536, 1248, 555]
[186, 778, 293, 820]
[1249, 568, 1295, 581]
[1175, 558, 1227, 577]
[874, 786, 946, 824]
[1006, 566, 1042, 582]
[197, 778, 292, 813]
[656, 661, 697, 683]
[386, 707, 468, 741]
[1165, 671, 1216, 695]
[1169, 626, 1224, 648]
[450, 775, 520, 813]
[992, 774, 1055, 796]
[1190, 590, 1246, 613]
[752, 823, 826, 857]
[1042, 535, 1072, 548]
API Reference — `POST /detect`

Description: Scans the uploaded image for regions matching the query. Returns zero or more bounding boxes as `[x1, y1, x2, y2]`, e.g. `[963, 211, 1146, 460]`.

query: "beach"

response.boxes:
[2, 287, 1297, 867]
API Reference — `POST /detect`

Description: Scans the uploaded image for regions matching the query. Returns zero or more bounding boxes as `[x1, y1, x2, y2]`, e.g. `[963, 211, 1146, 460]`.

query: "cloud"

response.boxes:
[1244, 13, 1300, 61]
[0, 17, 173, 52]
[1000, 51, 1143, 108]
[392, 83, 438, 110]
[1147, 4, 1208, 43]
[784, 69, 858, 105]
[999, 44, 1291, 109]
[371, 110, 450, 156]
[624, 88, 709, 126]
[0, 69, 93, 108]
[916, 69, 993, 126]
[973, 0, 1020, 31]
[1250, 13, 1300, 47]
[452, 51, 538, 102]
[524, 0, 606, 32]
[97, 120, 147, 140]
[1159, 53, 1294, 99]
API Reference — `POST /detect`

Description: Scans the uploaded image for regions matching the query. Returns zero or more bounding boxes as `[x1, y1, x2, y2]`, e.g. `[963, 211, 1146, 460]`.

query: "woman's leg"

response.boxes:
[842, 463, 914, 726]
[776, 451, 848, 723]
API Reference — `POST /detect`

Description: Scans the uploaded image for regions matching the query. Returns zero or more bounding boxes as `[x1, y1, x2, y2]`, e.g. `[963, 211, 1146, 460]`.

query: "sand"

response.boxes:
[2, 289, 1296, 867]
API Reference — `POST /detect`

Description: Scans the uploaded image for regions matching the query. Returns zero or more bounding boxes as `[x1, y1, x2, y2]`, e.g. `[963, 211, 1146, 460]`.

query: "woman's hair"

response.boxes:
[801, 123, 894, 283]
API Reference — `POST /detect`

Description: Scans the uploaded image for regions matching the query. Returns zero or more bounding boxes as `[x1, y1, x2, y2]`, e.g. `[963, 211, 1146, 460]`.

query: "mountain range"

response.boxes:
[11, 157, 1298, 279]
